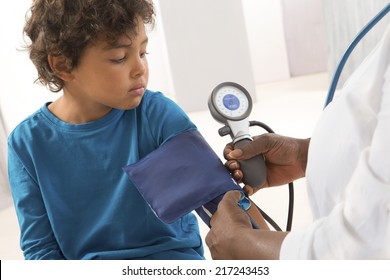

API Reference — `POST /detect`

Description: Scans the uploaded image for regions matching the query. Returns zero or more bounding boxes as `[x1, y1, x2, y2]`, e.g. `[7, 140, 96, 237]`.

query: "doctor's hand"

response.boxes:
[206, 190, 288, 260]
[224, 134, 310, 195]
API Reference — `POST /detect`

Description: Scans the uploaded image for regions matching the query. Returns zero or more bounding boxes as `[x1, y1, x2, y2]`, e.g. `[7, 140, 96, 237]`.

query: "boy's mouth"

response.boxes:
[128, 85, 145, 96]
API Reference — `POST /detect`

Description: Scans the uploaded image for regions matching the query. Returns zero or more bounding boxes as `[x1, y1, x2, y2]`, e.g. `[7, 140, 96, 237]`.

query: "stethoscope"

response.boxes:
[324, 2, 390, 107]
[207, 2, 390, 231]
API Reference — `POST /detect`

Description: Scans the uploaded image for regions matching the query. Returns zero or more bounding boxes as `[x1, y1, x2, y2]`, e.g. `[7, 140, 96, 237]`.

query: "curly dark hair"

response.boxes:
[24, 0, 155, 92]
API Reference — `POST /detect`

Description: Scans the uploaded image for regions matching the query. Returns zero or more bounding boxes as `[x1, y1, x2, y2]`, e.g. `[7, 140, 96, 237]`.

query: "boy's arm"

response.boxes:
[8, 145, 65, 260]
[141, 91, 197, 146]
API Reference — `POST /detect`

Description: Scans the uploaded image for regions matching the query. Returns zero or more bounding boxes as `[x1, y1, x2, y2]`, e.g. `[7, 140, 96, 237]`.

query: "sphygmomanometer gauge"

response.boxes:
[208, 82, 252, 124]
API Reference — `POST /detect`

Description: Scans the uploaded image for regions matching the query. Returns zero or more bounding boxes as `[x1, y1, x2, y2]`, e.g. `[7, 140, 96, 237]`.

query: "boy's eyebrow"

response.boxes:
[104, 37, 149, 50]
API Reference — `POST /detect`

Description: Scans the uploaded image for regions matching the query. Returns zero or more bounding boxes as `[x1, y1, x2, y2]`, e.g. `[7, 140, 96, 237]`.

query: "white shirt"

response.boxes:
[280, 25, 390, 259]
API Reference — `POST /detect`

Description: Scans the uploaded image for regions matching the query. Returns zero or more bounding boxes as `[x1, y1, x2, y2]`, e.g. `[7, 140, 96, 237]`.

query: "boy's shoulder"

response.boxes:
[142, 89, 165, 103]
[8, 104, 47, 143]
[141, 89, 178, 109]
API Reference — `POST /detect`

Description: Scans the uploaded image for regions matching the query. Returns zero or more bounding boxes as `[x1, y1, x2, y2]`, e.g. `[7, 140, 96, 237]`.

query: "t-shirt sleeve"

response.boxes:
[140, 91, 197, 146]
[8, 140, 65, 259]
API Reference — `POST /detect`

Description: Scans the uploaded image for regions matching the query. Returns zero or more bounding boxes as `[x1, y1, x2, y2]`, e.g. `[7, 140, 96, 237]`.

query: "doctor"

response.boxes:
[206, 25, 390, 259]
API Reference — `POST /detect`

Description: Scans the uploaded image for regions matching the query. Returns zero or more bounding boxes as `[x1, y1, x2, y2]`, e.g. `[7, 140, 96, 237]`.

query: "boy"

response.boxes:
[8, 0, 204, 259]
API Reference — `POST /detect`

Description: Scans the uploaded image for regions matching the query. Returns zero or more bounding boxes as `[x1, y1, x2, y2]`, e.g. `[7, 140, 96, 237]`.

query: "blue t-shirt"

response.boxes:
[8, 90, 204, 260]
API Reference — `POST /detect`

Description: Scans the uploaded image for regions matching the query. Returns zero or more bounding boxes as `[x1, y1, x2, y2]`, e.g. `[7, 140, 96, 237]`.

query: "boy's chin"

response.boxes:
[116, 98, 143, 110]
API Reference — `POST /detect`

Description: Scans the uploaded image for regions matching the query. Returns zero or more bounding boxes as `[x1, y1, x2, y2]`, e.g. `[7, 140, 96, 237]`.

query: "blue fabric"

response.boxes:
[123, 130, 241, 226]
[8, 90, 204, 260]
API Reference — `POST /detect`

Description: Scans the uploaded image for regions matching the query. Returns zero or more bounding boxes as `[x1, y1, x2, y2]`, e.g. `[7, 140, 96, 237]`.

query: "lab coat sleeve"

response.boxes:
[281, 148, 390, 259]
[280, 64, 390, 260]
[8, 144, 65, 260]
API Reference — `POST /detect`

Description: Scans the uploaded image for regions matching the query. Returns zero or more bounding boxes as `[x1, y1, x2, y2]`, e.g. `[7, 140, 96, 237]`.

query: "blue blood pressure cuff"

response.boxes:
[123, 130, 241, 226]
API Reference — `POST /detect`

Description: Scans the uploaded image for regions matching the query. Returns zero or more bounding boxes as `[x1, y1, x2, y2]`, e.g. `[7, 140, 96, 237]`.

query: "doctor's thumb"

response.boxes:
[228, 148, 243, 159]
[224, 190, 242, 202]
[219, 190, 243, 210]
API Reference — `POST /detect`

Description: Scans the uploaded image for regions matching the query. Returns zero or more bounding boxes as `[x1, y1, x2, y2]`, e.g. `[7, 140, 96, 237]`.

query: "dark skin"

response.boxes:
[226, 133, 310, 195]
[205, 133, 310, 259]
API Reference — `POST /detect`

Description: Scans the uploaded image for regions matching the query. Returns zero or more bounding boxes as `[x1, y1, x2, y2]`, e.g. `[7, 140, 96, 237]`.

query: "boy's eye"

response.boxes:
[140, 52, 150, 58]
[111, 56, 127, 64]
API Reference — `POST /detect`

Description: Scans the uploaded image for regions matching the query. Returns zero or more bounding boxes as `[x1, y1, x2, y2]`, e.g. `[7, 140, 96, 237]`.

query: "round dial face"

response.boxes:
[213, 85, 250, 119]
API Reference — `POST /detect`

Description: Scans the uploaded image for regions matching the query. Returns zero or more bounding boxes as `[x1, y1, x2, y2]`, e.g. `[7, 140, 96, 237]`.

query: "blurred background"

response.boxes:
[1, 0, 389, 259]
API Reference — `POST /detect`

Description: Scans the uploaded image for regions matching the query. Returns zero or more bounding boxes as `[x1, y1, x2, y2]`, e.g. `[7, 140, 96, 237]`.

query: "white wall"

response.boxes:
[242, 0, 291, 84]
[158, 0, 257, 112]
[0, 1, 56, 132]
[0, 1, 46, 211]
[0, 109, 10, 210]
[281, 0, 328, 76]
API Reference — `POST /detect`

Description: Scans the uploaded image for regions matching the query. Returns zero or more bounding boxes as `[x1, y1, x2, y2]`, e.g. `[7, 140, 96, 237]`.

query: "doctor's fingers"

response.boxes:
[225, 160, 243, 180]
[210, 191, 250, 227]
[223, 142, 235, 160]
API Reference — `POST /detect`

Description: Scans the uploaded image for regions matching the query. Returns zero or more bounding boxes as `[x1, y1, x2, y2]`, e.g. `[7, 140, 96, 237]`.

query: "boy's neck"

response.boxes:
[47, 95, 113, 124]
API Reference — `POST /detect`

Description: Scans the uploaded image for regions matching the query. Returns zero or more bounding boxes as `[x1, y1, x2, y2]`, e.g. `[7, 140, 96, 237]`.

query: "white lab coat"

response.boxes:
[280, 25, 390, 259]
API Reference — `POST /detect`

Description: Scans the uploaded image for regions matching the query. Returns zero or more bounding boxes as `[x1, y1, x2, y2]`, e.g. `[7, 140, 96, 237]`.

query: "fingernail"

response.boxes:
[243, 186, 253, 196]
[229, 149, 242, 158]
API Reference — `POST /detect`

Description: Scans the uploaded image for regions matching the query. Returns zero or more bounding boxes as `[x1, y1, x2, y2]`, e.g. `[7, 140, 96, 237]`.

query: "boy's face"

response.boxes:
[66, 18, 149, 112]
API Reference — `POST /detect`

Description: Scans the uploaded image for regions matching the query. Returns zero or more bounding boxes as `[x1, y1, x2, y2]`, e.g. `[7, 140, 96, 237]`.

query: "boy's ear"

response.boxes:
[47, 54, 74, 81]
